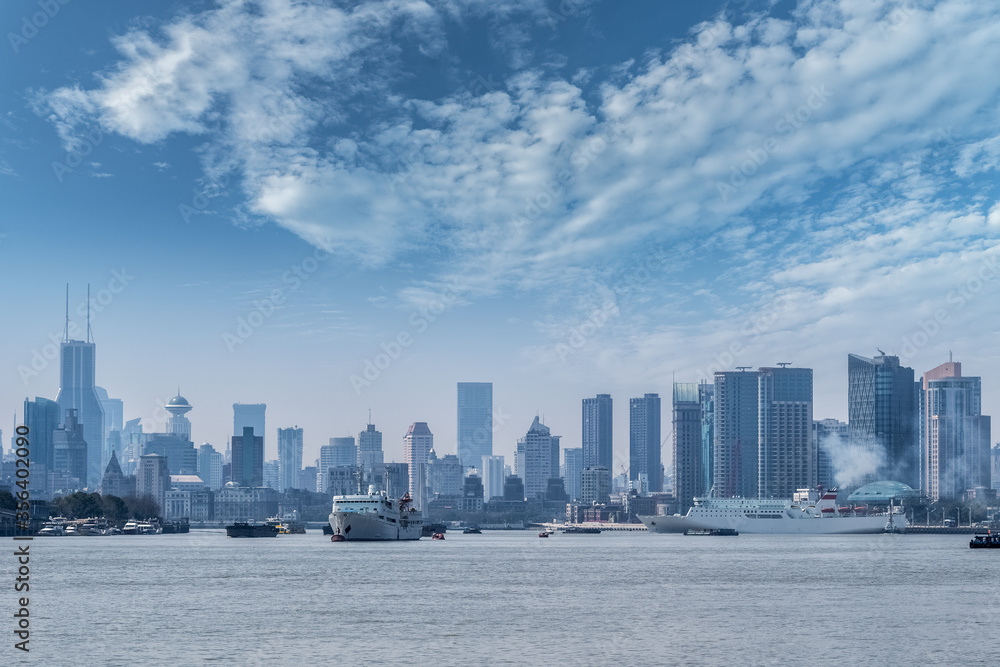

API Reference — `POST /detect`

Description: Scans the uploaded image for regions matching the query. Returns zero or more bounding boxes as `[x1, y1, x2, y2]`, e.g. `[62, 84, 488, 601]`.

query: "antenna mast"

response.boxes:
[86, 283, 93, 343]
[64, 283, 70, 342]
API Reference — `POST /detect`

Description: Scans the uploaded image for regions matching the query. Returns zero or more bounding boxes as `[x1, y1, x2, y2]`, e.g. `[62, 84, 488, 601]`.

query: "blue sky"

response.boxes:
[2, 0, 999, 469]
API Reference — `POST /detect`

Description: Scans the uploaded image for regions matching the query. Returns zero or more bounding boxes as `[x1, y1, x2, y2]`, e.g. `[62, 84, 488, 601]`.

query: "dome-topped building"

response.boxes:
[165, 390, 193, 439]
[847, 480, 920, 504]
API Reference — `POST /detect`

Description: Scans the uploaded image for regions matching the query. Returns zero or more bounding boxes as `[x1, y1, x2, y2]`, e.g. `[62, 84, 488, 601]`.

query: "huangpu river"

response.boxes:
[5, 530, 999, 665]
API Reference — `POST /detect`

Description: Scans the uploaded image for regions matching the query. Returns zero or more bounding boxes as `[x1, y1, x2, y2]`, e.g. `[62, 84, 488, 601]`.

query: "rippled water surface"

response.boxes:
[5, 530, 999, 665]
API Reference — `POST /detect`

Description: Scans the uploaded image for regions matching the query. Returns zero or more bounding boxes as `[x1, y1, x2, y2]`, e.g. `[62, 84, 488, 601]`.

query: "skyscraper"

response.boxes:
[277, 427, 304, 492]
[95, 386, 123, 469]
[24, 396, 61, 498]
[562, 447, 583, 501]
[813, 418, 847, 489]
[165, 394, 194, 439]
[672, 384, 702, 512]
[757, 366, 814, 499]
[714, 369, 759, 498]
[232, 425, 263, 487]
[582, 394, 613, 469]
[920, 359, 991, 500]
[580, 466, 611, 504]
[56, 323, 105, 487]
[457, 382, 493, 471]
[358, 421, 384, 482]
[403, 422, 433, 502]
[848, 352, 918, 487]
[630, 393, 662, 492]
[52, 408, 88, 489]
[699, 381, 715, 495]
[481, 454, 506, 501]
[233, 403, 266, 452]
[197, 443, 223, 490]
[137, 453, 169, 514]
[514, 416, 560, 500]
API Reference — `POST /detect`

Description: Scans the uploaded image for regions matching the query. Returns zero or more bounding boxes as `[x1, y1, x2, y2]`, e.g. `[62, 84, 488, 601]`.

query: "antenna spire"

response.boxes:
[86, 283, 93, 343]
[64, 283, 70, 342]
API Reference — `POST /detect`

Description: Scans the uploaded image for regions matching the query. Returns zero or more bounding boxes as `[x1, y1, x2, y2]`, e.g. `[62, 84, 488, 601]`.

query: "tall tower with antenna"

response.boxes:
[55, 284, 106, 488]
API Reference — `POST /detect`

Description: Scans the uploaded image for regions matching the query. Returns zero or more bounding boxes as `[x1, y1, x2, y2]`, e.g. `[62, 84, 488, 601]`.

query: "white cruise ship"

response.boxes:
[639, 488, 906, 535]
[329, 488, 423, 541]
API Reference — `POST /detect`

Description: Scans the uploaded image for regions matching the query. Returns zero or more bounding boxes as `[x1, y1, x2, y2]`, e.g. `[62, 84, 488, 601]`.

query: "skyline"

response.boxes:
[2, 0, 999, 471]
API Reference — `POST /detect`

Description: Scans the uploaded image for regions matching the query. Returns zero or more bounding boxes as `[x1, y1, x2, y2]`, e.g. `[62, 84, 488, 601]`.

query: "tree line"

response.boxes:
[47, 492, 161, 523]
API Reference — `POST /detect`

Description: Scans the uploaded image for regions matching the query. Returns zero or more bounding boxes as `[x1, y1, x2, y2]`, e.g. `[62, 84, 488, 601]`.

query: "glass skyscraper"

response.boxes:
[757, 366, 814, 499]
[630, 393, 662, 492]
[672, 385, 701, 511]
[457, 382, 493, 470]
[277, 426, 304, 492]
[56, 338, 105, 487]
[24, 396, 61, 498]
[582, 394, 613, 469]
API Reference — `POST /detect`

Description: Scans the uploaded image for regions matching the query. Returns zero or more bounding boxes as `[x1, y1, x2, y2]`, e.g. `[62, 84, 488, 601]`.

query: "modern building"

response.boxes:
[459, 474, 485, 511]
[231, 426, 264, 487]
[503, 475, 525, 501]
[992, 445, 1000, 491]
[277, 427, 304, 492]
[357, 422, 384, 483]
[713, 369, 759, 498]
[136, 453, 169, 515]
[580, 466, 611, 505]
[457, 382, 493, 471]
[24, 396, 61, 499]
[848, 353, 918, 488]
[757, 366, 814, 499]
[812, 418, 848, 489]
[562, 447, 583, 502]
[56, 332, 105, 488]
[327, 465, 360, 496]
[403, 422, 434, 501]
[382, 462, 409, 498]
[320, 437, 357, 493]
[263, 460, 280, 490]
[95, 386, 123, 468]
[426, 450, 463, 497]
[141, 434, 198, 475]
[197, 443, 224, 490]
[165, 394, 193, 440]
[52, 408, 88, 490]
[699, 382, 715, 494]
[481, 454, 506, 501]
[920, 359, 992, 500]
[515, 416, 561, 500]
[582, 394, 613, 469]
[233, 402, 266, 454]
[672, 383, 702, 513]
[631, 393, 662, 492]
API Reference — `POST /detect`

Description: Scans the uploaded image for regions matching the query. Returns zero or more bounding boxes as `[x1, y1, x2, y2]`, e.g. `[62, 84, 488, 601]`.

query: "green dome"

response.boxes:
[847, 480, 919, 503]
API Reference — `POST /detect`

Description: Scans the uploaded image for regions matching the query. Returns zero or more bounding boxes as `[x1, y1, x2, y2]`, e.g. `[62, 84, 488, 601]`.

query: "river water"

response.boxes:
[4, 530, 998, 665]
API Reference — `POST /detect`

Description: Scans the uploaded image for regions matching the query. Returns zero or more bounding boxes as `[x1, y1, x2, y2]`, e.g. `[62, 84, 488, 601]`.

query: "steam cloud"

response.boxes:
[820, 432, 885, 489]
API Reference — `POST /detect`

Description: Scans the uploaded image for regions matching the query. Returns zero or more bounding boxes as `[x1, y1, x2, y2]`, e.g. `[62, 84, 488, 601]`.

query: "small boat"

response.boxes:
[123, 521, 139, 535]
[538, 531, 550, 538]
[462, 527, 482, 534]
[431, 532, 445, 540]
[970, 531, 1000, 549]
[37, 522, 65, 537]
[64, 525, 80, 536]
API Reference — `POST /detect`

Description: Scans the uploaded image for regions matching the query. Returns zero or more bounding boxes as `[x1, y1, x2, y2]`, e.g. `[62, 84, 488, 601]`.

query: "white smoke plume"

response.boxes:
[820, 432, 885, 489]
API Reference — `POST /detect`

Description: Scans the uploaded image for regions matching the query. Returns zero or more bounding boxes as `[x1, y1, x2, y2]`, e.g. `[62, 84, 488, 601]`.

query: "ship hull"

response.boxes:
[328, 512, 422, 541]
[639, 513, 904, 535]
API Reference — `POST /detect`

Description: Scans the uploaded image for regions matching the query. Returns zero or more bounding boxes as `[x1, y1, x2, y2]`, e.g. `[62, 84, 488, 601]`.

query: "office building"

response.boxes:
[137, 453, 169, 514]
[232, 426, 264, 487]
[813, 418, 847, 489]
[515, 416, 560, 500]
[197, 443, 224, 490]
[631, 393, 662, 492]
[481, 454, 506, 501]
[457, 382, 493, 470]
[848, 352, 919, 488]
[427, 450, 463, 497]
[757, 366, 814, 499]
[52, 408, 88, 489]
[582, 394, 613, 468]
[562, 447, 583, 502]
[95, 386, 123, 467]
[141, 434, 198, 475]
[358, 422, 384, 482]
[24, 396, 61, 498]
[503, 475, 525, 501]
[581, 466, 611, 505]
[320, 437, 357, 493]
[672, 384, 702, 513]
[233, 403, 266, 454]
[699, 382, 715, 494]
[56, 328, 105, 488]
[714, 369, 759, 498]
[920, 359, 992, 500]
[992, 445, 1000, 491]
[263, 460, 279, 489]
[277, 427, 304, 492]
[403, 422, 434, 502]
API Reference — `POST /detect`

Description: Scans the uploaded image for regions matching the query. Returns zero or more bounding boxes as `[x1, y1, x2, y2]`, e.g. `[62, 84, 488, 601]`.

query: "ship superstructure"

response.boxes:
[329, 487, 423, 541]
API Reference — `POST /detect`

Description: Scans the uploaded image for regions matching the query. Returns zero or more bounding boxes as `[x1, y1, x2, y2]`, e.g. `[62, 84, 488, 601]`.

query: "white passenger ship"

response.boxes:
[639, 488, 906, 535]
[329, 487, 423, 541]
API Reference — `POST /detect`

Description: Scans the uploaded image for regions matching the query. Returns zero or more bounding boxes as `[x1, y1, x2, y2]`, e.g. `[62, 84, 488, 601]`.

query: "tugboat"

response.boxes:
[561, 526, 601, 534]
[226, 522, 279, 538]
[970, 531, 1000, 549]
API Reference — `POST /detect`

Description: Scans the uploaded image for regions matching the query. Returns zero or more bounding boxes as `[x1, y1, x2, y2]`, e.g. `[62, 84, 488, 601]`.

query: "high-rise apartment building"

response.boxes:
[137, 453, 169, 514]
[515, 416, 560, 500]
[699, 382, 715, 494]
[582, 394, 613, 469]
[672, 384, 702, 513]
[358, 422, 384, 482]
[277, 427, 304, 492]
[403, 422, 433, 503]
[580, 466, 611, 505]
[848, 353, 918, 488]
[630, 393, 662, 492]
[713, 369, 759, 498]
[481, 454, 506, 501]
[232, 426, 264, 487]
[920, 359, 991, 500]
[562, 447, 583, 502]
[457, 382, 493, 470]
[757, 366, 814, 499]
